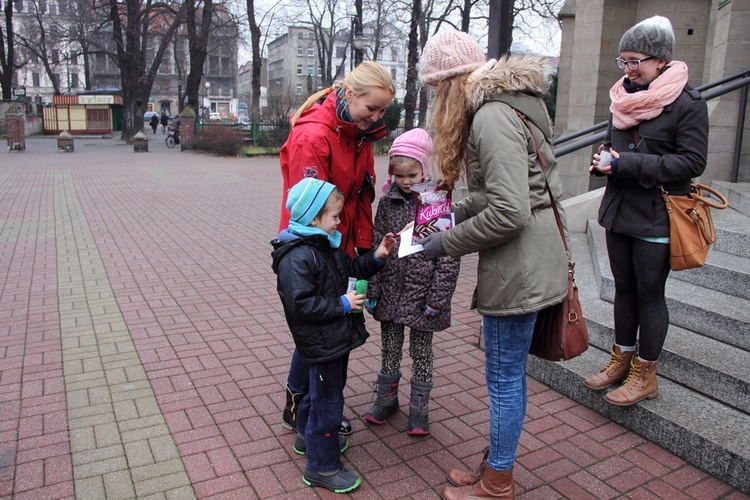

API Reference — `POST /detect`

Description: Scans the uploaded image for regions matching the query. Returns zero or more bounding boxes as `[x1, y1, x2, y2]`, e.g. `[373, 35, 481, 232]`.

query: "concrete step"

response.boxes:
[527, 345, 750, 493]
[712, 205, 750, 258]
[587, 221, 750, 351]
[669, 248, 750, 301]
[527, 231, 750, 491]
[712, 180, 750, 218]
[571, 231, 750, 412]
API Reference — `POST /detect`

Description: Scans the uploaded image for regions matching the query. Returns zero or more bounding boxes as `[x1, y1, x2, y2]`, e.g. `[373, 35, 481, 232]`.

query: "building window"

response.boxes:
[222, 57, 230, 75]
[52, 74, 60, 87]
[391, 47, 399, 60]
[307, 65, 313, 76]
[296, 64, 303, 76]
[307, 46, 314, 57]
[296, 84, 302, 95]
[70, 53, 78, 65]
[71, 73, 79, 88]
[33, 73, 40, 87]
[297, 46, 303, 56]
[391, 68, 396, 80]
[336, 46, 346, 58]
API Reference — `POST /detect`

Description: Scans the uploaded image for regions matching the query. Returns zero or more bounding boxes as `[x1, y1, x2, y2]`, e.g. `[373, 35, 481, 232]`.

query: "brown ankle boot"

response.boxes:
[583, 345, 635, 390]
[442, 467, 514, 499]
[447, 447, 489, 486]
[605, 357, 658, 406]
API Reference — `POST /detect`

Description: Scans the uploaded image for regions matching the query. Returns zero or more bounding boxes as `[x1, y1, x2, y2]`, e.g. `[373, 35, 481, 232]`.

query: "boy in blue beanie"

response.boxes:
[271, 178, 396, 493]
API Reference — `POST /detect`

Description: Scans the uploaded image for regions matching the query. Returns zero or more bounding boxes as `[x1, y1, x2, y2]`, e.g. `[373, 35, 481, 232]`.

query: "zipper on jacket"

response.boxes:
[336, 125, 342, 143]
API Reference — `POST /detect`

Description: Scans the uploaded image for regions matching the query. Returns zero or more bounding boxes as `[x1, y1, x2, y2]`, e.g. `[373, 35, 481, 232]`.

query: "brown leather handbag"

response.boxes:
[515, 110, 589, 361]
[661, 182, 729, 271]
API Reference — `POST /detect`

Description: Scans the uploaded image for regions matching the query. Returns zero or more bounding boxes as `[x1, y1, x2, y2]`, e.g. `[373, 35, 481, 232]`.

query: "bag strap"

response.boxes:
[514, 110, 567, 253]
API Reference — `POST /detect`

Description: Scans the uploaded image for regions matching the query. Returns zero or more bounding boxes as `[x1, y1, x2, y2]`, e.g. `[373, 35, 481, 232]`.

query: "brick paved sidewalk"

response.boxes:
[0, 137, 747, 499]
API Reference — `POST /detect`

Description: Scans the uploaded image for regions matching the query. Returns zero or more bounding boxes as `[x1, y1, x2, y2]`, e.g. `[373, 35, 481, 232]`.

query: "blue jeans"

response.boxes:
[296, 354, 349, 472]
[287, 349, 308, 395]
[287, 349, 349, 398]
[483, 313, 536, 472]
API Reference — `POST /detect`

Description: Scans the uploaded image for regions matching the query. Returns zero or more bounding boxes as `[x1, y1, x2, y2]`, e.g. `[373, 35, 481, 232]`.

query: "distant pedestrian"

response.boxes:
[160, 112, 169, 133]
[149, 114, 159, 134]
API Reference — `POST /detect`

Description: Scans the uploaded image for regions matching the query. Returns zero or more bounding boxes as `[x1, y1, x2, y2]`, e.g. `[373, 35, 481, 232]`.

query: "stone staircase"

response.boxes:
[527, 181, 750, 493]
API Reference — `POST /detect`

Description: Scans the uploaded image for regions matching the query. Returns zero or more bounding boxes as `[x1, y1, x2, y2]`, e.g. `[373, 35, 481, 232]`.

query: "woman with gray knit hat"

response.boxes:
[584, 16, 708, 407]
[417, 28, 570, 499]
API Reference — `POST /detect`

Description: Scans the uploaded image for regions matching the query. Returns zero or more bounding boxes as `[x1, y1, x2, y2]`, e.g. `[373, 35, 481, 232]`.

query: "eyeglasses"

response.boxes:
[615, 56, 654, 70]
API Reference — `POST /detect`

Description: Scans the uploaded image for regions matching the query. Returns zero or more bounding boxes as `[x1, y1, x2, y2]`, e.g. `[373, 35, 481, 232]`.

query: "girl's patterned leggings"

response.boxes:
[380, 320, 434, 382]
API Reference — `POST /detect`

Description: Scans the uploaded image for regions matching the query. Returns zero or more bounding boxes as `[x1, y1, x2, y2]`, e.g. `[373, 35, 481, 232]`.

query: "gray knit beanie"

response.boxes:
[619, 15, 674, 63]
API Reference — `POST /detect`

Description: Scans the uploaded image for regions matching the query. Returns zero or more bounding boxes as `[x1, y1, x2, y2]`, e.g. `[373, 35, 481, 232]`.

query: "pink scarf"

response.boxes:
[609, 60, 689, 130]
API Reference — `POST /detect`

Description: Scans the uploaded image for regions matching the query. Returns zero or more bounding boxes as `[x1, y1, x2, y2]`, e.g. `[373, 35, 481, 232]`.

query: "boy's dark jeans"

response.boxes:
[297, 353, 349, 472]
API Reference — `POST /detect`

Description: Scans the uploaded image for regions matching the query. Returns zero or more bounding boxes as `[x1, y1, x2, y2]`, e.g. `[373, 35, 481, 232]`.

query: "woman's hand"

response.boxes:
[590, 147, 619, 176]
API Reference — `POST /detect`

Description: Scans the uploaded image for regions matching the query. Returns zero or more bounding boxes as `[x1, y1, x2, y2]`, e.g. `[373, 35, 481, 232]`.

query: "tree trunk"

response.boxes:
[246, 0, 262, 118]
[403, 0, 421, 131]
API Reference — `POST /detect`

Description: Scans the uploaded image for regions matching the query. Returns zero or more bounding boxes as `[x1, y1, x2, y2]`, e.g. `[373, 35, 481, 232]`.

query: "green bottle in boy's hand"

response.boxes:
[352, 280, 368, 313]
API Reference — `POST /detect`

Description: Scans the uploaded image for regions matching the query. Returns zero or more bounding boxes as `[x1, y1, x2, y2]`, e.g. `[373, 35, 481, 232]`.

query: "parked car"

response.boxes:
[209, 112, 221, 121]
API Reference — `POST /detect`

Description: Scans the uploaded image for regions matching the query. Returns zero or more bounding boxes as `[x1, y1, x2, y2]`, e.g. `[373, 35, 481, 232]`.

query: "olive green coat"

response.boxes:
[442, 55, 569, 316]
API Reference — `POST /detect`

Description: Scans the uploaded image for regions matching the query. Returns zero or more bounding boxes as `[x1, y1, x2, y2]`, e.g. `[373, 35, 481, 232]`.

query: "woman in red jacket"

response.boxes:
[278, 61, 395, 436]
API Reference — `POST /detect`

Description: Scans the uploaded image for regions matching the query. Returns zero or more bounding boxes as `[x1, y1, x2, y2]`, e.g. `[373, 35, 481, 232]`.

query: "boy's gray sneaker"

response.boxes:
[293, 433, 348, 455]
[302, 467, 361, 493]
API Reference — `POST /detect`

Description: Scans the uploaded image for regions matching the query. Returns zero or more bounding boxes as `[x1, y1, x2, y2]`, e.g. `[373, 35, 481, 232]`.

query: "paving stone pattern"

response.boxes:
[0, 137, 747, 499]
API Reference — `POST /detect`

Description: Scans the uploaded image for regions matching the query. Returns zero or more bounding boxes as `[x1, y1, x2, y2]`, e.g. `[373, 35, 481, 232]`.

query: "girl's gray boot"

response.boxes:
[364, 371, 401, 425]
[407, 377, 433, 436]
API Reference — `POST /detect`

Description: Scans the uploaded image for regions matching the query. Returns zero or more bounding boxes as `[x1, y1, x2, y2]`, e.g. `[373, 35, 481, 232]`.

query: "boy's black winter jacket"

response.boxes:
[271, 233, 383, 364]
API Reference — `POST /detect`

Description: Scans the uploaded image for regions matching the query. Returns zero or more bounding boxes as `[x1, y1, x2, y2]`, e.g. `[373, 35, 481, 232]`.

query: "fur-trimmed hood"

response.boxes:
[467, 54, 553, 139]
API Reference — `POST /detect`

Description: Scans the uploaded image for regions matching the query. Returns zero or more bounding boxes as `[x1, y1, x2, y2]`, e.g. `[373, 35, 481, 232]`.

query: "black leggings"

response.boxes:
[605, 231, 671, 360]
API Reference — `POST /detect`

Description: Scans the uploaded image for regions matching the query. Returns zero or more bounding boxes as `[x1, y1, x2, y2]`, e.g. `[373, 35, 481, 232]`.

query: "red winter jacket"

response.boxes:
[279, 90, 385, 257]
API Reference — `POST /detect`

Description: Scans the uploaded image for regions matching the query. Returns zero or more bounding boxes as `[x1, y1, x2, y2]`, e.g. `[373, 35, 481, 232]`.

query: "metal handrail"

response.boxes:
[553, 68, 750, 174]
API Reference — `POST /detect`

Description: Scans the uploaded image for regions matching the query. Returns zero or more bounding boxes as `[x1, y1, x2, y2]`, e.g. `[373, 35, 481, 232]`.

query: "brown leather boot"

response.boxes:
[442, 467, 514, 499]
[605, 357, 658, 406]
[583, 345, 635, 390]
[447, 446, 489, 486]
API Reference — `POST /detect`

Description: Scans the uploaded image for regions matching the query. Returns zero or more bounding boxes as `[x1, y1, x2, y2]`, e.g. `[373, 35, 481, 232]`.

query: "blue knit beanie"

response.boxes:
[286, 178, 336, 226]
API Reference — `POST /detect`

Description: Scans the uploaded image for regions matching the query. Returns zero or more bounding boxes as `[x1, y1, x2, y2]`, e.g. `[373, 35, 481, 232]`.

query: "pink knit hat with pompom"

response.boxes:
[421, 29, 486, 86]
[383, 128, 432, 193]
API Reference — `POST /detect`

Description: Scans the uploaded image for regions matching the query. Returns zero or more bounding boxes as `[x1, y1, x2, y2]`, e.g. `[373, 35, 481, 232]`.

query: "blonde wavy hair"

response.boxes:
[431, 74, 473, 189]
[291, 61, 396, 127]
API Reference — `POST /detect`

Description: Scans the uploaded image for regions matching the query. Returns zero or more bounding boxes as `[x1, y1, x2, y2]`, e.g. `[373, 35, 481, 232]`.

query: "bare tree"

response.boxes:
[107, 0, 186, 140]
[245, 0, 261, 117]
[402, 0, 420, 130]
[65, 0, 111, 90]
[305, 0, 344, 87]
[15, 0, 64, 94]
[1, 0, 18, 99]
[183, 0, 212, 111]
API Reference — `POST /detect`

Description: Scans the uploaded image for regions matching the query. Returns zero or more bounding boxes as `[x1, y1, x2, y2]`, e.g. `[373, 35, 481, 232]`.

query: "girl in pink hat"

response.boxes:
[363, 129, 460, 435]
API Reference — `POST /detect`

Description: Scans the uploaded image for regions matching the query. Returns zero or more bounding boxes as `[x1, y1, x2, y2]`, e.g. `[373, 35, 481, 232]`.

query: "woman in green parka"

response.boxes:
[417, 29, 570, 499]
